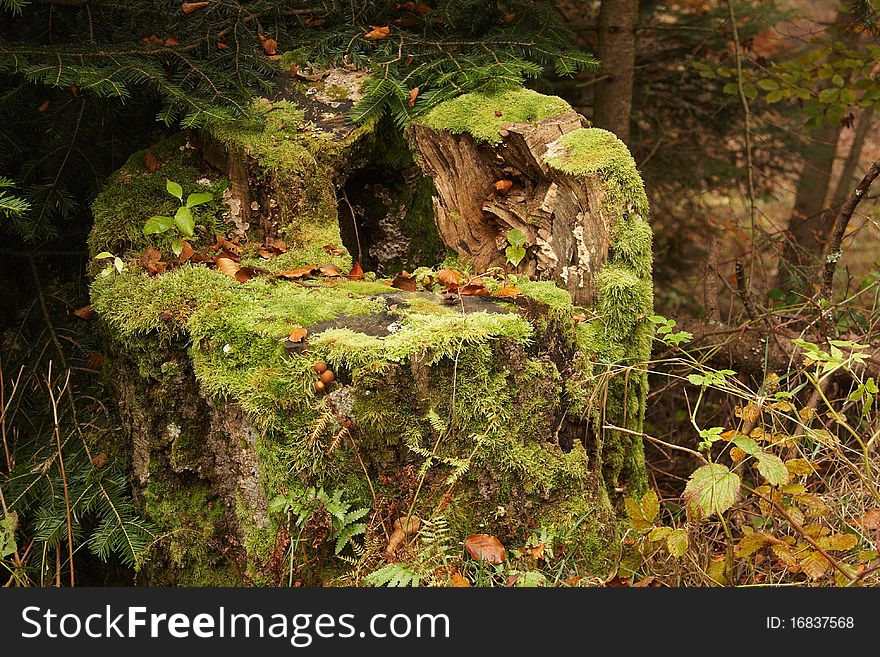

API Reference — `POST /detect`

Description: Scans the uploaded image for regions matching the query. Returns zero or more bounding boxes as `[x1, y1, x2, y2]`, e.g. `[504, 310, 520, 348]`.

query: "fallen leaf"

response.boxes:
[563, 575, 581, 587]
[91, 453, 108, 468]
[450, 572, 471, 587]
[464, 534, 506, 564]
[72, 304, 96, 320]
[528, 541, 545, 562]
[459, 284, 489, 297]
[37, 100, 50, 113]
[84, 352, 106, 370]
[494, 109, 503, 117]
[181, 1, 209, 14]
[385, 515, 421, 557]
[391, 271, 418, 291]
[348, 262, 364, 280]
[572, 312, 587, 322]
[216, 40, 228, 50]
[365, 25, 391, 39]
[492, 285, 522, 298]
[318, 263, 343, 277]
[437, 268, 464, 289]
[632, 576, 656, 587]
[408, 87, 420, 108]
[393, 17, 419, 27]
[277, 265, 318, 280]
[322, 244, 346, 256]
[144, 150, 159, 173]
[140, 246, 167, 275]
[164, 36, 180, 46]
[258, 239, 288, 258]
[856, 509, 880, 531]
[216, 257, 241, 280]
[288, 327, 308, 343]
[494, 179, 513, 193]
[235, 266, 266, 283]
[176, 240, 195, 263]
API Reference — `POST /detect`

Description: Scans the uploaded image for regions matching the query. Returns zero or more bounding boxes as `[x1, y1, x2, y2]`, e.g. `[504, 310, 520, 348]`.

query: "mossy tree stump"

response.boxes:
[89, 73, 652, 586]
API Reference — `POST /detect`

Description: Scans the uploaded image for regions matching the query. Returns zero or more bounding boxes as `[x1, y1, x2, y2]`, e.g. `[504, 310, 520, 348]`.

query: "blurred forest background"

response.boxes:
[1, 0, 879, 587]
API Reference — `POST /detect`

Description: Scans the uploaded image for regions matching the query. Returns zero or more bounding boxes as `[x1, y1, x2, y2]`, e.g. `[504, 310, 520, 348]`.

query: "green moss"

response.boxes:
[88, 134, 230, 259]
[544, 128, 649, 218]
[419, 88, 572, 145]
[325, 84, 350, 100]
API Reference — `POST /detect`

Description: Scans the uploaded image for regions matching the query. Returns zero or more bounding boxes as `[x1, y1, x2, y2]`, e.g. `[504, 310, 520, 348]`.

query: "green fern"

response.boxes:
[0, 176, 28, 218]
[365, 562, 422, 587]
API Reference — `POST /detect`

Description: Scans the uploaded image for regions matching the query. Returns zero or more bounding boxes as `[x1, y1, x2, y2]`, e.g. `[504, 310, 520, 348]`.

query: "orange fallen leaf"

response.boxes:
[144, 150, 159, 173]
[181, 1, 209, 14]
[277, 264, 318, 280]
[464, 534, 506, 564]
[408, 87, 420, 108]
[450, 572, 471, 587]
[563, 575, 582, 587]
[527, 541, 545, 562]
[391, 271, 418, 291]
[364, 25, 391, 39]
[259, 34, 278, 55]
[348, 262, 365, 280]
[37, 100, 50, 113]
[492, 285, 522, 298]
[494, 109, 503, 117]
[494, 179, 513, 193]
[437, 268, 464, 288]
[91, 452, 108, 468]
[288, 327, 308, 343]
[164, 36, 180, 46]
[212, 235, 241, 254]
[235, 266, 265, 283]
[176, 240, 195, 263]
[856, 509, 880, 531]
[216, 40, 228, 50]
[72, 304, 96, 320]
[318, 263, 343, 277]
[216, 257, 241, 280]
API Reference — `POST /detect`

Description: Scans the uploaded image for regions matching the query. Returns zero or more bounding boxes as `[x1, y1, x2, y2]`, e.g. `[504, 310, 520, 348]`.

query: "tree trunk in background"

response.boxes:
[829, 107, 874, 213]
[778, 9, 858, 289]
[592, 0, 639, 143]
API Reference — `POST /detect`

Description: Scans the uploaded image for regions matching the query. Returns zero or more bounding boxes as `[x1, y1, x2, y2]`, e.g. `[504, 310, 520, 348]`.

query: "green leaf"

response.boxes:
[766, 90, 784, 104]
[732, 436, 761, 456]
[171, 237, 184, 257]
[641, 489, 660, 524]
[166, 179, 183, 201]
[647, 526, 672, 542]
[94, 252, 114, 259]
[625, 496, 652, 531]
[683, 464, 740, 517]
[735, 531, 767, 558]
[505, 244, 526, 266]
[186, 192, 213, 208]
[722, 82, 739, 95]
[174, 206, 195, 237]
[755, 452, 789, 486]
[758, 78, 779, 90]
[0, 512, 17, 559]
[268, 494, 291, 515]
[506, 228, 526, 247]
[666, 529, 688, 558]
[143, 215, 174, 235]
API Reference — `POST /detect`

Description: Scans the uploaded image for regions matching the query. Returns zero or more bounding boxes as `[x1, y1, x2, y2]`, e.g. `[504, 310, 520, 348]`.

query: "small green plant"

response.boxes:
[648, 314, 694, 347]
[142, 179, 213, 255]
[269, 487, 370, 556]
[94, 251, 127, 277]
[504, 228, 527, 267]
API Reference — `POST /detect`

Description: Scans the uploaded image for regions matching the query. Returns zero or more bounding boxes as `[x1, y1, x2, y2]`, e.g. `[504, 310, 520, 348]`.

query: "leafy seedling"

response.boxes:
[505, 228, 527, 267]
[143, 179, 213, 256]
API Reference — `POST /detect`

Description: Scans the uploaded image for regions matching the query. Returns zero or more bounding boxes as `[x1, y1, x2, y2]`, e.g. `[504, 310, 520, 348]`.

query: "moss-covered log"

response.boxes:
[88, 71, 653, 586]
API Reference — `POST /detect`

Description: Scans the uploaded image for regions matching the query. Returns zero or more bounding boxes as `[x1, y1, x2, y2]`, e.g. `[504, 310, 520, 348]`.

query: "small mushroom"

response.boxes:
[314, 380, 326, 393]
[385, 515, 422, 557]
[319, 369, 335, 384]
[313, 361, 328, 374]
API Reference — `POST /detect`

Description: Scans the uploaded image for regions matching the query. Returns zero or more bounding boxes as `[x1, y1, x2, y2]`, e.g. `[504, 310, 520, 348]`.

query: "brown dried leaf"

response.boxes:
[408, 87, 420, 108]
[277, 265, 318, 280]
[450, 572, 471, 587]
[288, 327, 308, 343]
[459, 284, 489, 297]
[181, 1, 209, 14]
[37, 100, 50, 113]
[494, 179, 513, 193]
[464, 534, 506, 564]
[391, 271, 418, 291]
[176, 240, 195, 263]
[364, 25, 391, 39]
[140, 246, 167, 275]
[144, 150, 159, 173]
[436, 268, 464, 288]
[318, 263, 343, 277]
[259, 35, 278, 55]
[212, 234, 241, 255]
[856, 509, 880, 531]
[348, 262, 364, 280]
[91, 452, 108, 469]
[164, 36, 180, 46]
[492, 285, 522, 298]
[216, 40, 228, 50]
[216, 257, 241, 280]
[72, 304, 96, 320]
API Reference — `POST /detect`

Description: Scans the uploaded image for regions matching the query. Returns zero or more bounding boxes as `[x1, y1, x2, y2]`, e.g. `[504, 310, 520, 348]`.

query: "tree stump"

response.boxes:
[88, 72, 652, 585]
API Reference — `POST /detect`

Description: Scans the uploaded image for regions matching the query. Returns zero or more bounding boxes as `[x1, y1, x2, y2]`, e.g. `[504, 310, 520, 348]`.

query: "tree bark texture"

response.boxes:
[593, 0, 639, 143]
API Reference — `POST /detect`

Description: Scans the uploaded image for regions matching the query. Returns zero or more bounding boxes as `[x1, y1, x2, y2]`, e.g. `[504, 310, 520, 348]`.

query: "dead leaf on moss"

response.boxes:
[140, 247, 167, 275]
[348, 262, 364, 280]
[212, 235, 241, 255]
[492, 285, 522, 298]
[437, 268, 464, 289]
[216, 257, 241, 280]
[464, 534, 505, 564]
[318, 263, 343, 277]
[450, 572, 471, 587]
[176, 240, 195, 263]
[391, 271, 418, 291]
[278, 265, 318, 280]
[322, 244, 346, 256]
[364, 25, 391, 39]
[144, 150, 159, 173]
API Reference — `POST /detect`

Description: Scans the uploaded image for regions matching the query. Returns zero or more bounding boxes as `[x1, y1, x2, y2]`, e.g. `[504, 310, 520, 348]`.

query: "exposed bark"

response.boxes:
[593, 0, 639, 143]
[410, 113, 614, 307]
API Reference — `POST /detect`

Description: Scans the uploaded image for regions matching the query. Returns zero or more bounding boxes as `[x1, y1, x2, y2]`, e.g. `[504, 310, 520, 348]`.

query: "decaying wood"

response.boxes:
[410, 112, 614, 306]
